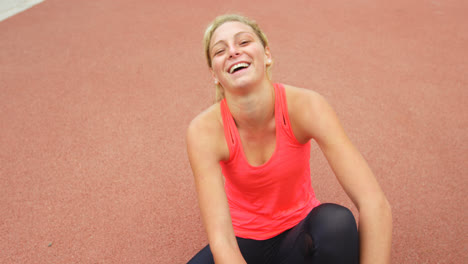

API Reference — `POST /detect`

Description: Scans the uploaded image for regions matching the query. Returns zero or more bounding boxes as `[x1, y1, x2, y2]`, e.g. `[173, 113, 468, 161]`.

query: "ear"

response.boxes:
[210, 68, 219, 85]
[264, 46, 272, 65]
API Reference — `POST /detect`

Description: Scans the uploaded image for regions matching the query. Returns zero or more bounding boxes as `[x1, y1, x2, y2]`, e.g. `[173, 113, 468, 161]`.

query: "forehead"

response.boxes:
[210, 21, 256, 47]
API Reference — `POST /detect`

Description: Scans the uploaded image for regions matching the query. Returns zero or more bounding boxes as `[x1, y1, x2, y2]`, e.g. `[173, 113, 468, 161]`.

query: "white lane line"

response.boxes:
[0, 0, 44, 22]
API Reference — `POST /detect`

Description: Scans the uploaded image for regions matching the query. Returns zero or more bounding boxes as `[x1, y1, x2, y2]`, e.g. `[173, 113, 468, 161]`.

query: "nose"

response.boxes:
[227, 44, 240, 58]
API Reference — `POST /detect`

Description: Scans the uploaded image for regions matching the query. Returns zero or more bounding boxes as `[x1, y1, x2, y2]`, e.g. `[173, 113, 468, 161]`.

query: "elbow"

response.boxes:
[358, 193, 392, 219]
[379, 196, 392, 225]
[357, 194, 393, 236]
[380, 195, 392, 217]
[375, 194, 391, 213]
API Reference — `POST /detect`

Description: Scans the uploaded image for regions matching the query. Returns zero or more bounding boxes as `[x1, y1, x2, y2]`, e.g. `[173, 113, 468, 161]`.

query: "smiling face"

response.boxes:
[209, 21, 272, 94]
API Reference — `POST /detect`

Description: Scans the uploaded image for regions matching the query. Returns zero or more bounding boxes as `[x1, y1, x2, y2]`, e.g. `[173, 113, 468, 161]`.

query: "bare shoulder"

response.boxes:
[187, 103, 222, 135]
[282, 84, 336, 143]
[283, 84, 327, 110]
[187, 103, 229, 161]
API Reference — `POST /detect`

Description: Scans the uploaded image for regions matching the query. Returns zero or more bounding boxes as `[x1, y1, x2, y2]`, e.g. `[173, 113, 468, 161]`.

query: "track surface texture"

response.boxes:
[1, 0, 467, 263]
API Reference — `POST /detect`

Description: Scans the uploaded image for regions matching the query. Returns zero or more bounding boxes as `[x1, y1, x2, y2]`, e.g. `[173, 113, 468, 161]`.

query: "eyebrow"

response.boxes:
[211, 31, 254, 51]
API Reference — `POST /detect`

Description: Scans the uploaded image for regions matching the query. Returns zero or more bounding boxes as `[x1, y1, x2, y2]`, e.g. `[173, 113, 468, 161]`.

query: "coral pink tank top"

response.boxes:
[220, 83, 320, 240]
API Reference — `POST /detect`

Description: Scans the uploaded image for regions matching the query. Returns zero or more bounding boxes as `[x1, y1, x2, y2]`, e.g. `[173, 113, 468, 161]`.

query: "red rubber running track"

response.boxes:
[1, 0, 466, 263]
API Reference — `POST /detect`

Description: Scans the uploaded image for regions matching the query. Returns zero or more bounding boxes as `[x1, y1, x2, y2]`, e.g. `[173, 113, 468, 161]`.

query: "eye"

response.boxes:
[213, 49, 225, 56]
[240, 40, 250, 45]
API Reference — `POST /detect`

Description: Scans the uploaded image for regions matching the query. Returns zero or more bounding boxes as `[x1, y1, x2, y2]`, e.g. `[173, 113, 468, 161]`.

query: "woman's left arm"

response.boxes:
[289, 87, 392, 264]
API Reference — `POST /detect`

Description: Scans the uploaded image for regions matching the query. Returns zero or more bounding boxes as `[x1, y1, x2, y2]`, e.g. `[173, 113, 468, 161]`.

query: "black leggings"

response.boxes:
[187, 203, 359, 264]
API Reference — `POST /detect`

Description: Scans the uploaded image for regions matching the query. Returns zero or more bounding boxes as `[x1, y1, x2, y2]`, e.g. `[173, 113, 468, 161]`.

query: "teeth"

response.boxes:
[229, 63, 249, 74]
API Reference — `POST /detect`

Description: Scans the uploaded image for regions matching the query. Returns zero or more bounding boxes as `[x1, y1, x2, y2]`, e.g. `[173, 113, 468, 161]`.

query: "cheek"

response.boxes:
[211, 59, 224, 75]
[253, 46, 267, 62]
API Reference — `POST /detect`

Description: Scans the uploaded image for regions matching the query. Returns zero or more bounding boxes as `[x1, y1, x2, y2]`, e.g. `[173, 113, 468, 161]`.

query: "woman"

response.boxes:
[186, 14, 392, 264]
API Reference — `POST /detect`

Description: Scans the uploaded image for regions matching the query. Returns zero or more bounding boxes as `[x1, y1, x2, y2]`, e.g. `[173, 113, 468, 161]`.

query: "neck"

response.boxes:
[225, 80, 275, 130]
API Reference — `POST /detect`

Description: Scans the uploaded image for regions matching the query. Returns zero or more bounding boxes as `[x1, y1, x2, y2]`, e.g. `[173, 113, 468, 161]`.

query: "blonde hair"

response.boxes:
[203, 14, 272, 102]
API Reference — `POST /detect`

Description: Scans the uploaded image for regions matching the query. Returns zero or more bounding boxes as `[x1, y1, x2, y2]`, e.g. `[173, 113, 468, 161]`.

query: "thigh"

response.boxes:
[275, 203, 360, 264]
[187, 244, 214, 264]
[187, 236, 279, 264]
[237, 236, 277, 264]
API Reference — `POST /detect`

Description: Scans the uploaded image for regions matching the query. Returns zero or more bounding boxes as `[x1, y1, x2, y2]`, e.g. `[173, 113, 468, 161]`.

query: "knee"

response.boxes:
[309, 203, 357, 236]
[305, 204, 360, 263]
[323, 203, 356, 224]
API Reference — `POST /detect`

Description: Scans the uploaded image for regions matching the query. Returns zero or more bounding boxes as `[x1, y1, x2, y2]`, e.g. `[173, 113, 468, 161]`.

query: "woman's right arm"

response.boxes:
[186, 112, 246, 264]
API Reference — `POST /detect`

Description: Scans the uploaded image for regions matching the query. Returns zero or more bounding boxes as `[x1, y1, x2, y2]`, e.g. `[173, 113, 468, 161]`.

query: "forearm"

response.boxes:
[358, 197, 392, 264]
[210, 239, 246, 264]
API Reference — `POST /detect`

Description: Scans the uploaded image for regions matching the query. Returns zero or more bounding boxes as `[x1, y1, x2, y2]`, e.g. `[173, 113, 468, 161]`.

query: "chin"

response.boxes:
[232, 75, 263, 89]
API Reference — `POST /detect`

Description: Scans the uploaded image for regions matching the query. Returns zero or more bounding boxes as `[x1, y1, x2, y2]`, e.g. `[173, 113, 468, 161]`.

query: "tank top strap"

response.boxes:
[274, 83, 302, 144]
[220, 99, 239, 161]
